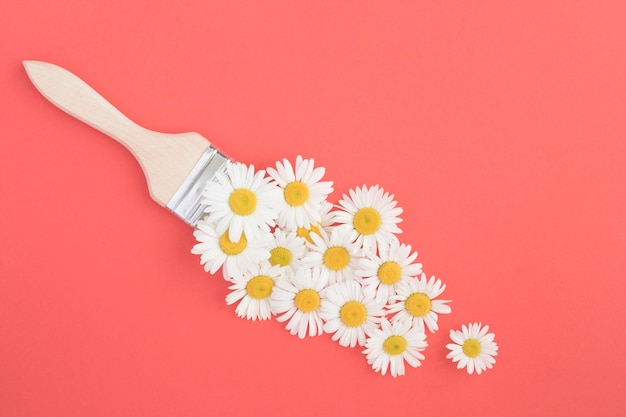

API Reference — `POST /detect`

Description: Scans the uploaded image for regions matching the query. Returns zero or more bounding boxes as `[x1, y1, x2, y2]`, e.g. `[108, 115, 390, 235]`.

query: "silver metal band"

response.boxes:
[166, 146, 231, 226]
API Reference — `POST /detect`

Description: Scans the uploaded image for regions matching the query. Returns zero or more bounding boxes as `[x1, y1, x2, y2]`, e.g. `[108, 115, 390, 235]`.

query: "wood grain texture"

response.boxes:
[23, 60, 211, 206]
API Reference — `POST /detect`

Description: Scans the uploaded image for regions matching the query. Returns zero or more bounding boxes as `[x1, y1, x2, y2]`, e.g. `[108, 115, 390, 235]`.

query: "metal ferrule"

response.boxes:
[166, 146, 231, 227]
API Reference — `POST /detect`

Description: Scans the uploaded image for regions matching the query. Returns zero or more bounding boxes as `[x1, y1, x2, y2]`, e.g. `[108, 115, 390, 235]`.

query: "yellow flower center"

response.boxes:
[323, 246, 350, 271]
[245, 275, 274, 299]
[296, 223, 321, 244]
[229, 188, 257, 216]
[219, 232, 247, 255]
[462, 339, 482, 358]
[353, 207, 381, 235]
[294, 289, 321, 313]
[405, 293, 431, 317]
[383, 335, 408, 356]
[377, 261, 402, 285]
[284, 181, 309, 206]
[339, 301, 367, 327]
[269, 247, 292, 267]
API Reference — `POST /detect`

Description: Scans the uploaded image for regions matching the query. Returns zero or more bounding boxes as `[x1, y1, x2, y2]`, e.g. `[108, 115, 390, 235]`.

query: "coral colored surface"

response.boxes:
[1, 1, 626, 416]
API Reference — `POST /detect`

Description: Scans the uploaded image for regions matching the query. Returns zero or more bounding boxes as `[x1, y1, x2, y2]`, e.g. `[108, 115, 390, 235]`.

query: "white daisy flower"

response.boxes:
[267, 228, 307, 275]
[270, 266, 329, 338]
[387, 273, 451, 333]
[362, 318, 427, 377]
[295, 200, 336, 244]
[446, 322, 498, 375]
[303, 227, 362, 285]
[191, 218, 272, 280]
[225, 262, 285, 321]
[202, 162, 280, 242]
[319, 280, 384, 347]
[334, 185, 403, 255]
[356, 241, 423, 305]
[267, 155, 334, 230]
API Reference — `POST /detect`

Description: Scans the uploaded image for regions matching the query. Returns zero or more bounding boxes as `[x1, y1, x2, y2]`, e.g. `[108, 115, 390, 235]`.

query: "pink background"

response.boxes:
[2, 1, 626, 416]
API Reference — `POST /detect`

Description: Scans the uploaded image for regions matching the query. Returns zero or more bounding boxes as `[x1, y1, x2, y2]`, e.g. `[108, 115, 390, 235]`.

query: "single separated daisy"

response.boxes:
[387, 273, 451, 333]
[362, 318, 427, 377]
[191, 218, 272, 280]
[303, 227, 362, 285]
[356, 241, 423, 305]
[267, 155, 334, 230]
[319, 280, 384, 347]
[446, 322, 498, 375]
[334, 185, 403, 255]
[267, 228, 307, 275]
[226, 262, 285, 321]
[202, 162, 280, 242]
[271, 266, 329, 338]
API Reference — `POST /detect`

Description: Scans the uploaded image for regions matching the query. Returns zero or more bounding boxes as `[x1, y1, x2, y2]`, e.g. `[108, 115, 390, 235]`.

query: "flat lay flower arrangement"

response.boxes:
[191, 156, 498, 377]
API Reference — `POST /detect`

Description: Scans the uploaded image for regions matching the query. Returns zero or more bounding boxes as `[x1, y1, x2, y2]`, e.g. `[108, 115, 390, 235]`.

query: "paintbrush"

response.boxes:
[23, 60, 230, 226]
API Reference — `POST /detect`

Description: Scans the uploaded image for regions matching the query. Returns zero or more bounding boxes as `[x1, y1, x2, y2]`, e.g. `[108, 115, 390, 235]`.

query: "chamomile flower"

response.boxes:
[225, 262, 285, 321]
[295, 200, 336, 244]
[356, 242, 423, 305]
[362, 318, 427, 377]
[191, 218, 272, 280]
[387, 273, 451, 333]
[334, 185, 403, 255]
[446, 323, 498, 375]
[303, 227, 362, 285]
[267, 155, 334, 230]
[319, 280, 384, 347]
[271, 266, 329, 338]
[267, 229, 307, 274]
[202, 162, 280, 242]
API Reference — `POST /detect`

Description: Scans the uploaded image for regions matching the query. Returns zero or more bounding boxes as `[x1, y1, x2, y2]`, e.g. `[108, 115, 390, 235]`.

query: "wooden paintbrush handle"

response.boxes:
[24, 61, 211, 207]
